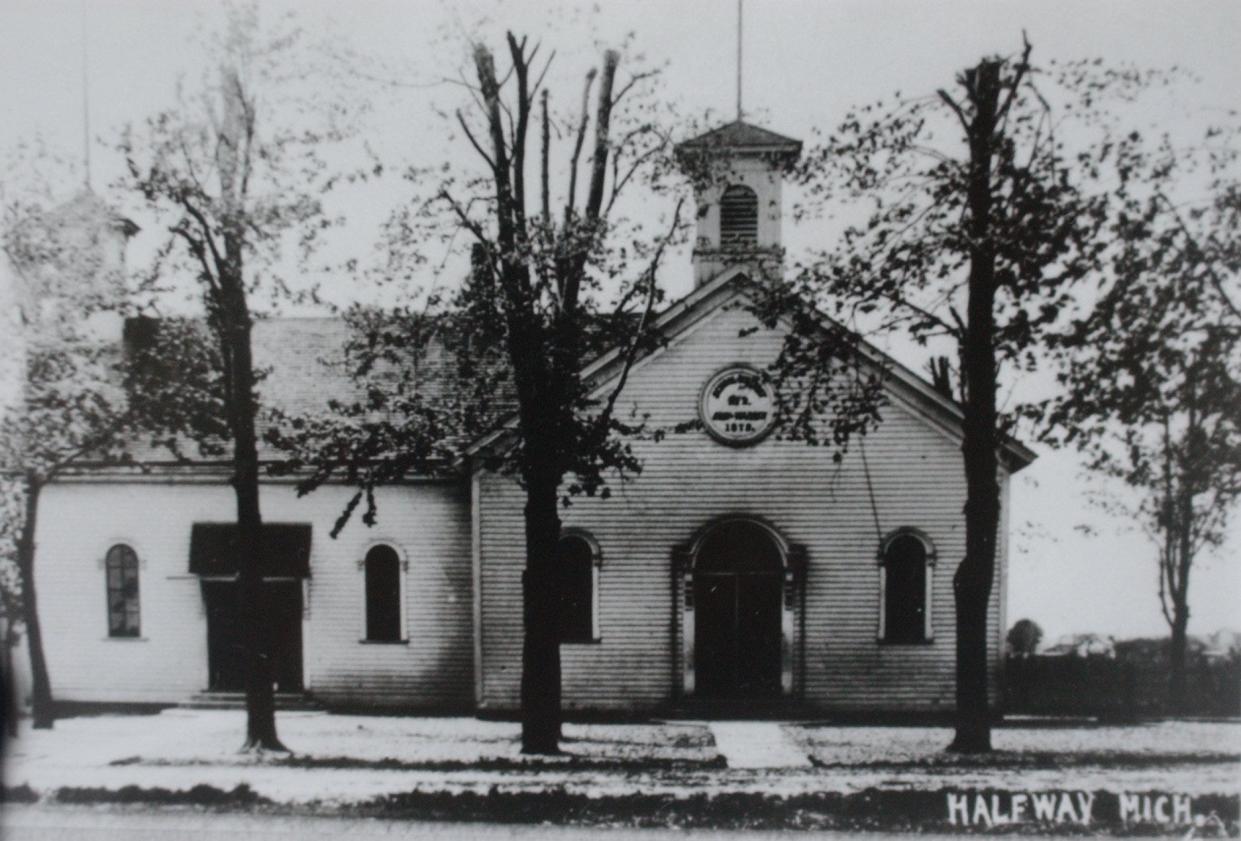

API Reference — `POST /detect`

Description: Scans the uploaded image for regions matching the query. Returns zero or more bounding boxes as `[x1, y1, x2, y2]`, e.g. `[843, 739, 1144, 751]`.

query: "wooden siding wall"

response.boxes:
[478, 301, 1008, 713]
[31, 480, 473, 708]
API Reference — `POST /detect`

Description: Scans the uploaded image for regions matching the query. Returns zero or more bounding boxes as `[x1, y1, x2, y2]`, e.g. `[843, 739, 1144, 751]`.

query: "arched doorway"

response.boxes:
[692, 519, 785, 699]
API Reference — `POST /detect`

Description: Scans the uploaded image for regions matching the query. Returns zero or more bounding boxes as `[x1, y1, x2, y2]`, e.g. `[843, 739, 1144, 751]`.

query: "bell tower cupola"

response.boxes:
[675, 120, 801, 287]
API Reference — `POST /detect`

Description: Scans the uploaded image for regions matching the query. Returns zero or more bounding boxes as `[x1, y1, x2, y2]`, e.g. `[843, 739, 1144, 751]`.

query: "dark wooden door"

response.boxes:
[694, 572, 782, 698]
[268, 582, 304, 692]
[204, 582, 245, 692]
[203, 581, 303, 692]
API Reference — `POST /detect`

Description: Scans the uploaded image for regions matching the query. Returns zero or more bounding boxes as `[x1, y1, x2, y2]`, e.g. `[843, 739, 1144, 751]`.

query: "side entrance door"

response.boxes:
[203, 581, 303, 693]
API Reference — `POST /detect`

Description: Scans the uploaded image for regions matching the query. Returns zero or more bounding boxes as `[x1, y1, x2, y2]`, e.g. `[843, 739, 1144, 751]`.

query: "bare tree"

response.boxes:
[269, 31, 686, 753]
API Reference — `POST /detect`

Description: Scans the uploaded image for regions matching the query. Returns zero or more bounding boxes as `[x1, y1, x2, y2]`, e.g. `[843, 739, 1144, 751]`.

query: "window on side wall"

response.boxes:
[557, 532, 600, 643]
[364, 544, 403, 642]
[879, 531, 934, 644]
[105, 544, 140, 638]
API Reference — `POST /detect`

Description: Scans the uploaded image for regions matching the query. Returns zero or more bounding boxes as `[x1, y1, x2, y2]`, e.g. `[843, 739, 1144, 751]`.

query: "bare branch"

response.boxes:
[611, 69, 659, 107]
[597, 197, 684, 425]
[506, 32, 531, 236]
[529, 50, 556, 102]
[179, 196, 220, 257]
[565, 67, 597, 218]
[439, 189, 492, 250]
[540, 89, 550, 224]
[1155, 190, 1241, 321]
[937, 89, 970, 133]
[457, 109, 498, 174]
[994, 31, 1034, 127]
[606, 138, 666, 216]
[582, 50, 619, 224]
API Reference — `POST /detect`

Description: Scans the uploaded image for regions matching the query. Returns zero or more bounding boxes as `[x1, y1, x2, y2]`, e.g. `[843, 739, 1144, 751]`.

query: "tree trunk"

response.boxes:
[1168, 603, 1190, 714]
[949, 59, 1002, 754]
[220, 271, 285, 753]
[520, 467, 563, 754]
[15, 476, 54, 730]
[1165, 457, 1197, 716]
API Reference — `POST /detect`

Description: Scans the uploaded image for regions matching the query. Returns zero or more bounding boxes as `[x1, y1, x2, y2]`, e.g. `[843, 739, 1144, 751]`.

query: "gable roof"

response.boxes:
[97, 271, 1034, 474]
[116, 314, 520, 467]
[473, 268, 1036, 471]
[115, 317, 363, 464]
[44, 191, 140, 238]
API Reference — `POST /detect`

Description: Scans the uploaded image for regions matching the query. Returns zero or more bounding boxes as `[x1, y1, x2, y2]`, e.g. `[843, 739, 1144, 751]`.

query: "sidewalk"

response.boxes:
[707, 721, 812, 769]
[2, 711, 1238, 831]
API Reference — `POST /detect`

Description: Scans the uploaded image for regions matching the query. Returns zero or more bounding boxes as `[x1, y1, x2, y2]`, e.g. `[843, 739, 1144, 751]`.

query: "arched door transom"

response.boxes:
[688, 518, 788, 700]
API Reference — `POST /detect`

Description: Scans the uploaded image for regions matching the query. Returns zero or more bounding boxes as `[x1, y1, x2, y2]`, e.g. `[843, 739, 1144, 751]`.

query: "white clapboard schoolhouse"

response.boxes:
[21, 120, 1033, 716]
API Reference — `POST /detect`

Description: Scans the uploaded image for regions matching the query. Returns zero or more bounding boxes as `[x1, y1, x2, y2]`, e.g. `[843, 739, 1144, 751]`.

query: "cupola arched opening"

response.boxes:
[719, 184, 758, 247]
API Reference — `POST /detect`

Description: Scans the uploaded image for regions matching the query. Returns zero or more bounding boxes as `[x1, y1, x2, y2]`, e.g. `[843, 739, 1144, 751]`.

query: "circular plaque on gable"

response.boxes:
[700, 365, 776, 445]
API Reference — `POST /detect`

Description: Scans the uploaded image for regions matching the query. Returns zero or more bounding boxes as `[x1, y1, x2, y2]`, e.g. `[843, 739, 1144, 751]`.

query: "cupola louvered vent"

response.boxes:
[719, 185, 758, 247]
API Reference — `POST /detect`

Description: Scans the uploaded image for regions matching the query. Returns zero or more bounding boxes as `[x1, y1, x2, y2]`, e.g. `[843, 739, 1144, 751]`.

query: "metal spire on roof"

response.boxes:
[736, 0, 743, 121]
[81, 0, 91, 190]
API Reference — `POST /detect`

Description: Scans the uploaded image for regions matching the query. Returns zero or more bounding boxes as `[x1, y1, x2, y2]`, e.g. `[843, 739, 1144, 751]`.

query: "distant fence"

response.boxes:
[1004, 655, 1241, 718]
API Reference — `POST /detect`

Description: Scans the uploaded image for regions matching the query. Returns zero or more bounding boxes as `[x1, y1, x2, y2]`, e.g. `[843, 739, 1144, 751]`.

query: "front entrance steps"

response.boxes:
[178, 692, 321, 711]
[665, 698, 818, 720]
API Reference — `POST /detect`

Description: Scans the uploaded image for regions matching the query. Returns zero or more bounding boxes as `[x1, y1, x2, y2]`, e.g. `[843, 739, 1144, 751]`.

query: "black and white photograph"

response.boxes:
[0, 1, 1237, 837]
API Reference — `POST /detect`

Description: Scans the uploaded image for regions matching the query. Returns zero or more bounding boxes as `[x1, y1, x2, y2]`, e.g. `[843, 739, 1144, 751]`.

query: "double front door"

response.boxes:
[203, 581, 303, 692]
[693, 571, 782, 698]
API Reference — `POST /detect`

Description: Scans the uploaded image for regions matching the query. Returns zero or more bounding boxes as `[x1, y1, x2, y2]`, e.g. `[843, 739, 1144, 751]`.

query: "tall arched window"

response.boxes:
[364, 544, 403, 642]
[557, 531, 600, 643]
[879, 531, 934, 643]
[105, 544, 140, 638]
[719, 185, 758, 247]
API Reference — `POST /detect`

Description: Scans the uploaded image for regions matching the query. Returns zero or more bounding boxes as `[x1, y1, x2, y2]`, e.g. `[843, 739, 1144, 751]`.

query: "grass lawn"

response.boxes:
[3, 711, 1238, 806]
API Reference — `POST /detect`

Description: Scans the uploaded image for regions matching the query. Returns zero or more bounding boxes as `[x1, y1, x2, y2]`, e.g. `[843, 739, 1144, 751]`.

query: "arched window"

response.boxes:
[557, 531, 600, 643]
[879, 531, 934, 643]
[719, 185, 758, 247]
[105, 544, 140, 638]
[364, 544, 403, 642]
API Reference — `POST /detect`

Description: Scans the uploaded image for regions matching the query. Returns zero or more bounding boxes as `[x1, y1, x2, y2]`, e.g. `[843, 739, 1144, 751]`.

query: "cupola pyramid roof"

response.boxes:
[676, 119, 802, 155]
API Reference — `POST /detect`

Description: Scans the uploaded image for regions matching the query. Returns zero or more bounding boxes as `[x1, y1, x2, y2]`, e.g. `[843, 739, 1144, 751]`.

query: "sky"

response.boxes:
[0, 0, 1238, 643]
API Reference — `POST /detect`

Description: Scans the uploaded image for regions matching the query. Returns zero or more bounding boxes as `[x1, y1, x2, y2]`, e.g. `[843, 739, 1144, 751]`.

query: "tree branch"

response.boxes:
[1155, 190, 1241, 322]
[611, 69, 659, 108]
[540, 90, 550, 224]
[596, 197, 683, 427]
[456, 110, 498, 174]
[564, 67, 597, 220]
[937, 89, 970, 134]
[994, 31, 1034, 127]
[170, 224, 222, 300]
[506, 32, 531, 235]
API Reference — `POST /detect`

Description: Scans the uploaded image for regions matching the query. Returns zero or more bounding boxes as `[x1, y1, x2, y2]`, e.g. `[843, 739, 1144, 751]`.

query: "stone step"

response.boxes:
[665, 698, 818, 720]
[178, 692, 321, 711]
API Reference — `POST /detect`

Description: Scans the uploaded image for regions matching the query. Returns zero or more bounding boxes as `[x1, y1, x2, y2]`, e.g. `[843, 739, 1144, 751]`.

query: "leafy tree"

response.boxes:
[119, 4, 366, 751]
[1006, 618, 1043, 657]
[1039, 120, 1240, 712]
[269, 32, 686, 754]
[0, 187, 137, 729]
[761, 38, 1137, 751]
